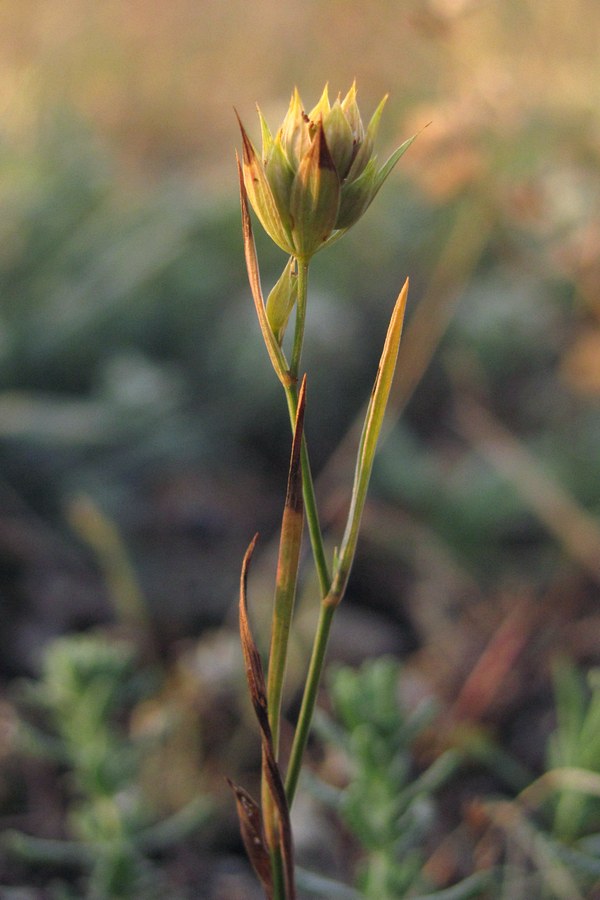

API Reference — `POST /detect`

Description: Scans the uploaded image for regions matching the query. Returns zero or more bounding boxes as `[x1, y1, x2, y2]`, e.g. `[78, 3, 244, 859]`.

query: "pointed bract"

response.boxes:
[281, 87, 311, 168]
[340, 81, 364, 144]
[307, 83, 330, 127]
[289, 121, 341, 259]
[237, 84, 417, 259]
[236, 155, 292, 387]
[346, 93, 387, 181]
[264, 138, 295, 237]
[323, 100, 355, 178]
[237, 115, 294, 254]
[257, 105, 273, 162]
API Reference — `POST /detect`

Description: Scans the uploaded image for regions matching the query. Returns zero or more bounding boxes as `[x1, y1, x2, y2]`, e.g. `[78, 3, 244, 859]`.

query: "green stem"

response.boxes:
[275, 257, 335, 810]
[285, 282, 409, 807]
[284, 387, 330, 599]
[266, 561, 300, 764]
[285, 600, 336, 805]
[290, 260, 309, 380]
[281, 256, 337, 809]
[271, 844, 286, 899]
[266, 385, 305, 758]
[284, 258, 331, 599]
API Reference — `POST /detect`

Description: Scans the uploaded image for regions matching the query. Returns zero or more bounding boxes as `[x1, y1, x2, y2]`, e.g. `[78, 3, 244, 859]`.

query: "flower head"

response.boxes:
[237, 83, 416, 261]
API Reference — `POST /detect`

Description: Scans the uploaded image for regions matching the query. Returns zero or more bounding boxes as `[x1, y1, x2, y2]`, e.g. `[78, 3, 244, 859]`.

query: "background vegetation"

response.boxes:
[0, 1, 599, 896]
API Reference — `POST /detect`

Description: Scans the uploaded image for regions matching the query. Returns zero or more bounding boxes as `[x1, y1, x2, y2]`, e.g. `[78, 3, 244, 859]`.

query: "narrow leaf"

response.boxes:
[328, 278, 409, 606]
[372, 131, 419, 194]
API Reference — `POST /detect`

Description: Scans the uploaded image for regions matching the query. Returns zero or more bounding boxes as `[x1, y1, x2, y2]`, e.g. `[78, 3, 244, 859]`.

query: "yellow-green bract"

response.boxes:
[237, 84, 417, 261]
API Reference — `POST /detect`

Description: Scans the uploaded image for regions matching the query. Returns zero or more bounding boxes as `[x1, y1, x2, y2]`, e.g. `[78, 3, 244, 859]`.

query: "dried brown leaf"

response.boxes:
[239, 535, 296, 899]
[239, 533, 270, 735]
[227, 779, 272, 898]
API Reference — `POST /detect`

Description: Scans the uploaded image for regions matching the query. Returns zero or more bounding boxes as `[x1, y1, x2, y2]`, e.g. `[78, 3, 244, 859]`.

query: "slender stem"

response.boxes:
[299, 438, 330, 598]
[270, 844, 286, 900]
[282, 256, 336, 808]
[289, 260, 309, 381]
[284, 387, 330, 598]
[284, 258, 331, 598]
[285, 283, 409, 806]
[285, 600, 336, 805]
[262, 384, 305, 852]
[267, 573, 296, 759]
[266, 381, 305, 758]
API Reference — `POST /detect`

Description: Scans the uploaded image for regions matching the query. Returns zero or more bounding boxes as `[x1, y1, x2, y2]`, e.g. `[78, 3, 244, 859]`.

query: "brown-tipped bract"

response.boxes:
[238, 84, 416, 260]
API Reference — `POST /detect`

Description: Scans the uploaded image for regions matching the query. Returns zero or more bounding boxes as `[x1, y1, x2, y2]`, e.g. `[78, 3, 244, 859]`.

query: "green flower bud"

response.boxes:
[288, 119, 340, 259]
[266, 257, 298, 344]
[238, 84, 417, 261]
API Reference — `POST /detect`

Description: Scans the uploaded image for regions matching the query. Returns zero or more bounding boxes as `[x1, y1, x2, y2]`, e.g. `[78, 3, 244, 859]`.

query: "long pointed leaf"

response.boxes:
[328, 278, 409, 606]
[372, 132, 419, 195]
